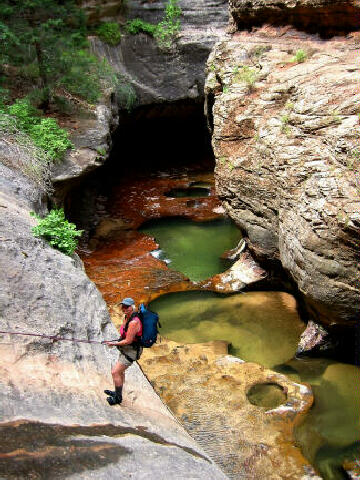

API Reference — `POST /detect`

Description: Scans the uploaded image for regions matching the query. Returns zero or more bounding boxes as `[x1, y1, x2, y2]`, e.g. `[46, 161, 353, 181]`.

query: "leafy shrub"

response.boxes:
[0, 85, 10, 108]
[5, 98, 73, 161]
[125, 19, 157, 36]
[30, 118, 73, 160]
[291, 49, 307, 63]
[280, 114, 290, 134]
[31, 208, 83, 256]
[7, 99, 39, 129]
[154, 0, 182, 49]
[19, 62, 40, 80]
[57, 50, 117, 104]
[96, 22, 122, 46]
[125, 0, 181, 49]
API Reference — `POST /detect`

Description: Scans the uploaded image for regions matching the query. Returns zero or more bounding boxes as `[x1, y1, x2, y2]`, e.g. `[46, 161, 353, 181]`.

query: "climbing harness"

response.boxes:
[0, 330, 115, 345]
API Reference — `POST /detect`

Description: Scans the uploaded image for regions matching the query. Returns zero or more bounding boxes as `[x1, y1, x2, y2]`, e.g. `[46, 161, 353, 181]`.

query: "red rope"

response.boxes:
[0, 330, 115, 345]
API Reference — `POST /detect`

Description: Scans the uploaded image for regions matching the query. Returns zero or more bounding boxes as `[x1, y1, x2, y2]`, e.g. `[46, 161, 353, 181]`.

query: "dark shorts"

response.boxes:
[118, 344, 143, 367]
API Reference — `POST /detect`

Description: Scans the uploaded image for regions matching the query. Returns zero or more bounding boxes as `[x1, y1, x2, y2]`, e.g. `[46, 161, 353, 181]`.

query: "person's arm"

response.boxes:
[105, 319, 140, 347]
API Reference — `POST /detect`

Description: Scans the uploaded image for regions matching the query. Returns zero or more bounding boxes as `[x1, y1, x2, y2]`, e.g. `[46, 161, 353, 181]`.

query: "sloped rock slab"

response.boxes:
[0, 163, 226, 479]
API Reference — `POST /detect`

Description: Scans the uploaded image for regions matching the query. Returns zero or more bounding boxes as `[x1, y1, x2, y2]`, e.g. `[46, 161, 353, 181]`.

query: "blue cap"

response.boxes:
[121, 297, 135, 306]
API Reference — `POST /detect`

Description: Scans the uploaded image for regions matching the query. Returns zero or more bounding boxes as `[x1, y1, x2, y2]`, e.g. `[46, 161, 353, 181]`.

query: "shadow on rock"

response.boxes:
[0, 421, 131, 479]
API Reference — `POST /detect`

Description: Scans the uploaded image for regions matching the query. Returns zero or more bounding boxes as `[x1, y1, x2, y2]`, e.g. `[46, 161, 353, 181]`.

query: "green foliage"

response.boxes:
[31, 208, 83, 256]
[280, 114, 290, 134]
[330, 109, 342, 125]
[58, 50, 114, 104]
[123, 0, 182, 49]
[30, 118, 73, 160]
[0, 112, 52, 192]
[125, 19, 157, 36]
[233, 66, 257, 90]
[115, 77, 137, 112]
[96, 147, 106, 157]
[96, 22, 122, 45]
[0, 0, 118, 109]
[291, 49, 307, 63]
[222, 85, 229, 94]
[5, 98, 72, 161]
[155, 0, 182, 49]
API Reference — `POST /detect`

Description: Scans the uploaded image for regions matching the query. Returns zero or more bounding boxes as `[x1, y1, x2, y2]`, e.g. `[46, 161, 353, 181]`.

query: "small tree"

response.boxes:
[1, 0, 119, 111]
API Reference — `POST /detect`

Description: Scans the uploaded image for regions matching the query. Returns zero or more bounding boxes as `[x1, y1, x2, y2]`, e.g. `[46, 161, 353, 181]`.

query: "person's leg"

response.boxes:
[106, 361, 128, 405]
[112, 360, 127, 387]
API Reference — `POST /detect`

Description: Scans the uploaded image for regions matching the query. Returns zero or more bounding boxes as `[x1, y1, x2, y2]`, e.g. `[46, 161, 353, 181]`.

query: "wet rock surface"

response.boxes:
[80, 168, 265, 313]
[0, 164, 227, 480]
[139, 339, 319, 479]
[205, 25, 360, 327]
[296, 320, 338, 358]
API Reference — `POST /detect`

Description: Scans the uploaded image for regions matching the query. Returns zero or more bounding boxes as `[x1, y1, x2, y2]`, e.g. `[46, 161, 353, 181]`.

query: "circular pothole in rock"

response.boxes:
[164, 187, 210, 198]
[247, 383, 287, 409]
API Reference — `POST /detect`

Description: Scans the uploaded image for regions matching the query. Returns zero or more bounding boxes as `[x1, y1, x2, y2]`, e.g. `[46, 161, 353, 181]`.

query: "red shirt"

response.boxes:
[119, 315, 142, 339]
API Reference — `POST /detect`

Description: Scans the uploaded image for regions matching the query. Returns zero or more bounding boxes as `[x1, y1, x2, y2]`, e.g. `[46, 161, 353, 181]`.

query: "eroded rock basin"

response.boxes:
[80, 166, 359, 479]
[140, 340, 314, 480]
[148, 290, 360, 480]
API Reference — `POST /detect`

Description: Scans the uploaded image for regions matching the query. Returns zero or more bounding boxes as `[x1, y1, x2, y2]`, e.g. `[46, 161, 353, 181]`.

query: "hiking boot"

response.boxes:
[104, 389, 116, 396]
[107, 395, 121, 406]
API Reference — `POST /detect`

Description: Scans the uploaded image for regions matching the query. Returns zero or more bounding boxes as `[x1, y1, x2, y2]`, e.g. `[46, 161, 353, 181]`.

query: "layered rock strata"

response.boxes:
[229, 0, 360, 37]
[0, 163, 227, 479]
[205, 3, 360, 327]
[51, 99, 119, 186]
[89, 0, 229, 106]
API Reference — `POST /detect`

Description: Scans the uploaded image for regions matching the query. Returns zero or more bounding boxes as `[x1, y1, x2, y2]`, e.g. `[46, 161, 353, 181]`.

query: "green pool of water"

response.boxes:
[150, 290, 304, 370]
[139, 217, 241, 282]
[150, 290, 360, 479]
[277, 358, 360, 480]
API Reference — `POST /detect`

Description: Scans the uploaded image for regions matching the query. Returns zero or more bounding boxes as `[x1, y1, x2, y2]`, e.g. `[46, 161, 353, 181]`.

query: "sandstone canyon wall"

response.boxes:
[205, 0, 360, 330]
